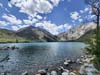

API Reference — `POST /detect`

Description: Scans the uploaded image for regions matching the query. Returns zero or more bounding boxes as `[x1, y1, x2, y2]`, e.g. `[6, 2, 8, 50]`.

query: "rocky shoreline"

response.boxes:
[33, 55, 100, 75]
[0, 49, 100, 75]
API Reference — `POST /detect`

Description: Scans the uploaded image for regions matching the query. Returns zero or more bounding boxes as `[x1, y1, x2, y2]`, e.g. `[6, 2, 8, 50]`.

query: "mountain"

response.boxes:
[0, 26, 57, 43]
[58, 22, 96, 41]
[16, 26, 57, 42]
[0, 22, 97, 43]
[0, 28, 29, 43]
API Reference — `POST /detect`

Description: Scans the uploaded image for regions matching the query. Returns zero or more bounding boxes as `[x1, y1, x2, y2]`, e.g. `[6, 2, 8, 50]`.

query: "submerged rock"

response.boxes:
[0, 55, 10, 62]
[0, 46, 19, 50]
[1, 71, 10, 75]
[0, 46, 10, 50]
[11, 46, 19, 50]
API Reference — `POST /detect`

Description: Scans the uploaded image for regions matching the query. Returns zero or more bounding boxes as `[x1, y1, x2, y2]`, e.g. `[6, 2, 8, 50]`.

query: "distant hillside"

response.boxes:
[58, 22, 96, 41]
[16, 26, 57, 42]
[0, 29, 30, 43]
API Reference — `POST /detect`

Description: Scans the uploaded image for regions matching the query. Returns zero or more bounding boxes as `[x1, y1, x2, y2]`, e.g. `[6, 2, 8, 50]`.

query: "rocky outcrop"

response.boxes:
[58, 22, 96, 41]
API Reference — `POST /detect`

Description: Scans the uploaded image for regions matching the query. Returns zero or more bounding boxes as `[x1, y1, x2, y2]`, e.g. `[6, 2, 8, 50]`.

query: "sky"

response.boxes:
[0, 0, 96, 35]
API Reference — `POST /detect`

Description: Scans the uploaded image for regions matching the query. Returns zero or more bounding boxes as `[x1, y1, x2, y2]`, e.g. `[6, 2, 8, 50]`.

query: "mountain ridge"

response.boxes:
[16, 26, 57, 42]
[0, 26, 58, 43]
[0, 22, 97, 43]
[58, 22, 96, 41]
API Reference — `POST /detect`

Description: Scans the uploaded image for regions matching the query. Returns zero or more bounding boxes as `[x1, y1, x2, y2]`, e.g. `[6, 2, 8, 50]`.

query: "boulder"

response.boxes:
[76, 58, 82, 64]
[79, 63, 97, 75]
[64, 59, 71, 66]
[38, 69, 47, 75]
[21, 71, 28, 75]
[64, 61, 69, 66]
[79, 65, 87, 74]
[70, 72, 76, 75]
[51, 71, 57, 75]
[62, 72, 69, 75]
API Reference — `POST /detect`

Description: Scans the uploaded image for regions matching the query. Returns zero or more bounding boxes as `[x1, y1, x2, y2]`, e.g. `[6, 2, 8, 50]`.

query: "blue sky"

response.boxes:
[0, 0, 95, 35]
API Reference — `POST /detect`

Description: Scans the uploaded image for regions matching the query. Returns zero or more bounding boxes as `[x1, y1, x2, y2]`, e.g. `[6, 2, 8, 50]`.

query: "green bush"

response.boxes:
[85, 31, 100, 71]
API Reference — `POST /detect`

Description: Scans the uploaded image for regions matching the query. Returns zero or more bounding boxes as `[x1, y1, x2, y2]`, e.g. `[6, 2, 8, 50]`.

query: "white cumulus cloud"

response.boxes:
[78, 18, 83, 22]
[79, 10, 84, 14]
[70, 11, 81, 20]
[0, 20, 9, 26]
[80, 7, 91, 14]
[35, 21, 58, 35]
[84, 7, 89, 12]
[9, 0, 60, 17]
[12, 25, 29, 31]
[23, 18, 38, 25]
[35, 21, 72, 35]
[11, 26, 19, 31]
[50, 0, 60, 6]
[2, 14, 22, 25]
[36, 15, 43, 20]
